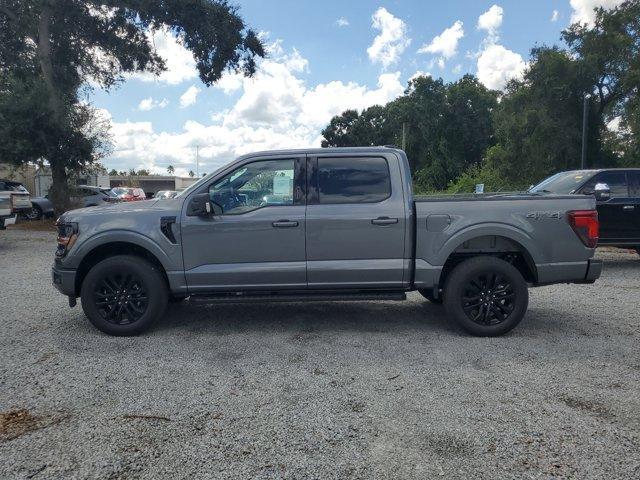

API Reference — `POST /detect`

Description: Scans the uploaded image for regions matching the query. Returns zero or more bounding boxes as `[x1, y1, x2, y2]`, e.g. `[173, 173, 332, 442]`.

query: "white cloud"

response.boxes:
[409, 71, 431, 82]
[452, 64, 462, 74]
[476, 44, 526, 90]
[418, 20, 464, 68]
[138, 97, 169, 111]
[104, 45, 405, 175]
[477, 5, 503, 42]
[551, 9, 560, 22]
[367, 7, 411, 68]
[179, 85, 200, 108]
[336, 17, 349, 27]
[129, 28, 197, 85]
[569, 0, 624, 26]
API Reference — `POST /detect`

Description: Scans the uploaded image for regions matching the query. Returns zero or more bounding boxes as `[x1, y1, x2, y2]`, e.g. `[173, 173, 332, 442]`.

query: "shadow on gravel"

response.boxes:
[152, 300, 456, 336]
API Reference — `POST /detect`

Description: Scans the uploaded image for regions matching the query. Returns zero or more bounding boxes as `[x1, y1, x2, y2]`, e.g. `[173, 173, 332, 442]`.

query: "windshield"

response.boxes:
[529, 170, 596, 194]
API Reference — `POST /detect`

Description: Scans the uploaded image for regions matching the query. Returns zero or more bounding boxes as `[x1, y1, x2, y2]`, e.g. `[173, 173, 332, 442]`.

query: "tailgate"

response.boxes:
[11, 192, 32, 211]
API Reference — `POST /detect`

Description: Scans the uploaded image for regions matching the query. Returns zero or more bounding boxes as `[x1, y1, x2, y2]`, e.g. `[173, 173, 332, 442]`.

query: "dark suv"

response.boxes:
[530, 168, 640, 253]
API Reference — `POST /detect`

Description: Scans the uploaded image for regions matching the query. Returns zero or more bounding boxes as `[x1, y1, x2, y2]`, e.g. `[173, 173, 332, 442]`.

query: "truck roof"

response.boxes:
[236, 146, 404, 160]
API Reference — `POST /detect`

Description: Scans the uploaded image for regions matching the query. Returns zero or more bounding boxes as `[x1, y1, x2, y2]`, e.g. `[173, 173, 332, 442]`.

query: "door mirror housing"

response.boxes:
[594, 182, 611, 201]
[187, 193, 223, 216]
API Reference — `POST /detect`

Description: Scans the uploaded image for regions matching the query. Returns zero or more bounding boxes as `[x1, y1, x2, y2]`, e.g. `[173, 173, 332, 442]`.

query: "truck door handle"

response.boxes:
[371, 216, 398, 226]
[622, 205, 635, 211]
[272, 220, 299, 228]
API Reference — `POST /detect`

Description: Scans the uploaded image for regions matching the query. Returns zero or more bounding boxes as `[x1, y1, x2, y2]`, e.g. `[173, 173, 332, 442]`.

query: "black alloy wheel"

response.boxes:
[93, 272, 149, 325]
[443, 256, 528, 336]
[25, 205, 42, 220]
[460, 272, 515, 326]
[80, 255, 168, 336]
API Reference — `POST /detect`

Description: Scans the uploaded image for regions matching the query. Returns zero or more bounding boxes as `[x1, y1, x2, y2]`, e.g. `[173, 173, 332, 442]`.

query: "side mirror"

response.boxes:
[187, 192, 223, 216]
[594, 182, 611, 201]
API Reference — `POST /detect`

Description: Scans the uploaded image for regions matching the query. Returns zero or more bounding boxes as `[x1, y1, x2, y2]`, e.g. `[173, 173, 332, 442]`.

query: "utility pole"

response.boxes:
[581, 94, 591, 169]
[401, 122, 407, 151]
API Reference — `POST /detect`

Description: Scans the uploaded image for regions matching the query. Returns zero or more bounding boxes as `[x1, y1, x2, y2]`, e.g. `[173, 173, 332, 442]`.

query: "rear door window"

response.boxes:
[317, 157, 391, 204]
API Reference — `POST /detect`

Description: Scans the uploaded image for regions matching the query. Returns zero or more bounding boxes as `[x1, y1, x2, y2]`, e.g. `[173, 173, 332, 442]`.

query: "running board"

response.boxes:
[189, 291, 407, 305]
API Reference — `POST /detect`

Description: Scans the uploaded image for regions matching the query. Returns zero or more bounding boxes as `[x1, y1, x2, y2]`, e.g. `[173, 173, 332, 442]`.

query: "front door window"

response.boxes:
[209, 159, 294, 214]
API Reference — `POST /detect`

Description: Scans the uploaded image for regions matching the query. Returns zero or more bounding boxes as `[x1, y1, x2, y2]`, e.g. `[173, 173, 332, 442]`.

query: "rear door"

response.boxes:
[305, 153, 407, 289]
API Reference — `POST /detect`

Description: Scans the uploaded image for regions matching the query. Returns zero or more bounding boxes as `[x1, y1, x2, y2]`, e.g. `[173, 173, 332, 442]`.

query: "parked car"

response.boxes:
[23, 185, 118, 220]
[154, 190, 179, 199]
[111, 187, 146, 202]
[0, 179, 31, 229]
[530, 168, 640, 255]
[52, 147, 601, 337]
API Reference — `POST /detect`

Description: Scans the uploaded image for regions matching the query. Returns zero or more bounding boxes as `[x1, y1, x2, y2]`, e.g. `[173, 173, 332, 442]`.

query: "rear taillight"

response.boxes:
[567, 210, 599, 248]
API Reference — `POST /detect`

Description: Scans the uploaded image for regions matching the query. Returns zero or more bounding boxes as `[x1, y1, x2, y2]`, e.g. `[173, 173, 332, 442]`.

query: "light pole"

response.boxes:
[581, 94, 591, 169]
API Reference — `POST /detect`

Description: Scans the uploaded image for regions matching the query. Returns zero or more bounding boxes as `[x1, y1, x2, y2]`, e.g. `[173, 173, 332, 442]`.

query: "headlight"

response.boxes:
[55, 220, 79, 257]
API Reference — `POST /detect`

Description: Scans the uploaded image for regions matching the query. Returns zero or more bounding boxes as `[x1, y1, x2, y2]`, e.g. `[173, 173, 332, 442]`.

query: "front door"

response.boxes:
[305, 153, 407, 289]
[181, 156, 306, 292]
[580, 171, 634, 243]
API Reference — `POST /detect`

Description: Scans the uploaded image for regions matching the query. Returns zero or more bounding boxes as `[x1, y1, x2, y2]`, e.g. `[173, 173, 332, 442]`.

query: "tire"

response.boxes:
[80, 255, 168, 336]
[418, 288, 443, 304]
[443, 256, 528, 337]
[25, 205, 42, 221]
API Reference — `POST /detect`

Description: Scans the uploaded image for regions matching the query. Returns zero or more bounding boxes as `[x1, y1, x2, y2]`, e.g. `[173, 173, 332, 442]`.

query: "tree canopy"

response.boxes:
[0, 0, 264, 211]
[322, 0, 640, 192]
[322, 74, 498, 191]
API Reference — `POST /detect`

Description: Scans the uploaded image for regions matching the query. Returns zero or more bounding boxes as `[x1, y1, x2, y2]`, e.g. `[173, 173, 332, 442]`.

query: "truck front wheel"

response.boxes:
[443, 256, 528, 336]
[80, 255, 168, 336]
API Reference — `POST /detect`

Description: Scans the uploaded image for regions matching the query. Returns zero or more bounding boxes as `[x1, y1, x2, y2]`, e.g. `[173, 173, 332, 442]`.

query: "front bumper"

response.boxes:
[52, 265, 77, 297]
[1, 214, 16, 229]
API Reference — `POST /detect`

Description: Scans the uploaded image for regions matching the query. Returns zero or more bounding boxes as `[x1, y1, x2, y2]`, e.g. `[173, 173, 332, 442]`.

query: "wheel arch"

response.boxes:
[436, 225, 540, 286]
[74, 240, 169, 296]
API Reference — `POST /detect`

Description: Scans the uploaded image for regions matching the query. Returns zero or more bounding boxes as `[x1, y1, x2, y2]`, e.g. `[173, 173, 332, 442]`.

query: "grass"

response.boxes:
[8, 217, 56, 232]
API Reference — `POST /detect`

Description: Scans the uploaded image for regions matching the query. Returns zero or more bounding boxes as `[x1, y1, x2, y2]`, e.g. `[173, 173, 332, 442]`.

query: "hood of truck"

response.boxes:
[59, 198, 182, 224]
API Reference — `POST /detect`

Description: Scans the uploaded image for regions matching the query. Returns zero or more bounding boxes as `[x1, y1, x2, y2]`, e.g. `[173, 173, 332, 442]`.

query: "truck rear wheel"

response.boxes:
[80, 255, 168, 336]
[443, 256, 528, 336]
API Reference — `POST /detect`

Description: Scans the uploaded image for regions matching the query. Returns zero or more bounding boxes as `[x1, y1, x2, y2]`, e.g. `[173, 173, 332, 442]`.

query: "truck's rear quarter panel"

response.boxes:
[413, 194, 598, 289]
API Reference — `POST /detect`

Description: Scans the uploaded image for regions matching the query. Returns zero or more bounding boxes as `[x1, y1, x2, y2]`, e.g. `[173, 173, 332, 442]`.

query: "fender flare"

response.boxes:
[71, 230, 174, 271]
[435, 223, 542, 269]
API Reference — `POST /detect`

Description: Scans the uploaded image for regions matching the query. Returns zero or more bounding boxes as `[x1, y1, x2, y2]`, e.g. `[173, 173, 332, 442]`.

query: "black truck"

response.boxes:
[530, 168, 640, 255]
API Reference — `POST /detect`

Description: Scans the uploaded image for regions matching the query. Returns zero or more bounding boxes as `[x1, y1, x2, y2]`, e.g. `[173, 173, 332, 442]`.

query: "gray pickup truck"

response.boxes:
[52, 147, 602, 337]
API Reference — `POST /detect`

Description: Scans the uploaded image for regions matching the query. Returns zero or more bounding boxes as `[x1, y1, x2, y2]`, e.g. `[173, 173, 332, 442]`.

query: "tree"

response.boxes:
[0, 0, 264, 212]
[486, 47, 594, 187]
[128, 168, 137, 176]
[167, 165, 175, 175]
[563, 0, 640, 165]
[321, 74, 498, 190]
[487, 1, 640, 188]
[188, 170, 195, 177]
[137, 168, 150, 176]
[108, 168, 117, 176]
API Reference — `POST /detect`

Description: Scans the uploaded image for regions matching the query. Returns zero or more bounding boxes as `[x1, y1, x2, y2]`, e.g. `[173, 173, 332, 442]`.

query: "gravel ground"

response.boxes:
[1, 228, 639, 479]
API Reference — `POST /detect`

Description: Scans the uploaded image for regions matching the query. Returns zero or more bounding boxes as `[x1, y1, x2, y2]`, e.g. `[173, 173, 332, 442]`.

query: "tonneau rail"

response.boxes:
[414, 192, 581, 202]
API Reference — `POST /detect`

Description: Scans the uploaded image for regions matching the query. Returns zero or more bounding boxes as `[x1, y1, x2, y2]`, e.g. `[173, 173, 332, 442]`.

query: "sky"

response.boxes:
[89, 0, 625, 177]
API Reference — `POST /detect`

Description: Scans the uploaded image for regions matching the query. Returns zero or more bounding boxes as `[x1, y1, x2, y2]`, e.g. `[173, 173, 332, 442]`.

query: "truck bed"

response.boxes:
[412, 192, 599, 288]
